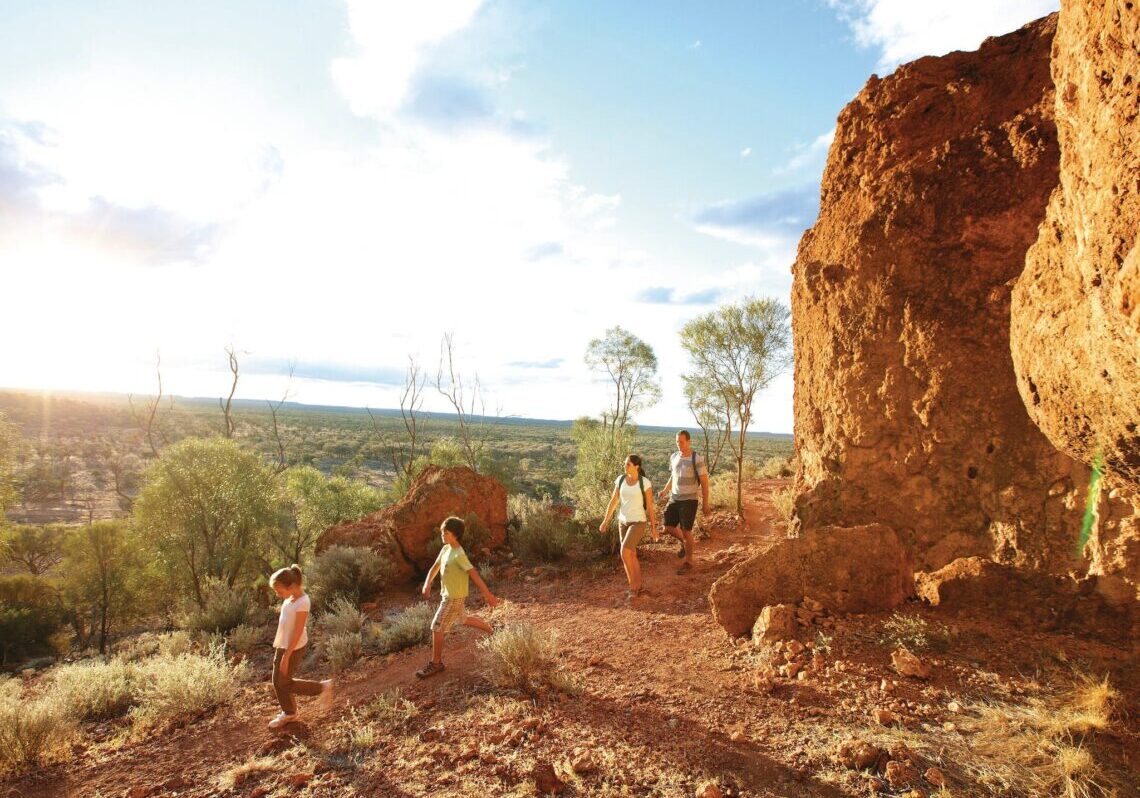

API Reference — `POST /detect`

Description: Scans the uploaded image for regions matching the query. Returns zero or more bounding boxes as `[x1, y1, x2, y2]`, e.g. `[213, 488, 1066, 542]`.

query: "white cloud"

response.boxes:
[828, 0, 1059, 68]
[331, 0, 486, 118]
[688, 40, 702, 50]
[740, 146, 752, 158]
[774, 128, 834, 176]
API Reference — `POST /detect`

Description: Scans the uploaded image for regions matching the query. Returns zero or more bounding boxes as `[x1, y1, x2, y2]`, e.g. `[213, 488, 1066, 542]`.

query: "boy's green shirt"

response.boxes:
[435, 543, 474, 599]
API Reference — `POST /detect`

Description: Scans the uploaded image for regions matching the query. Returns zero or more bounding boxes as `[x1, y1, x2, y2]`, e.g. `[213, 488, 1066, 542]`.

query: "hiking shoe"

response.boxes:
[416, 661, 446, 679]
[676, 562, 694, 575]
[268, 711, 298, 729]
[676, 541, 687, 559]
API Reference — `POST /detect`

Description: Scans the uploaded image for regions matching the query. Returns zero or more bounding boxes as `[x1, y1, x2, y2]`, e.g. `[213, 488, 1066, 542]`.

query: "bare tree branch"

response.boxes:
[219, 345, 239, 439]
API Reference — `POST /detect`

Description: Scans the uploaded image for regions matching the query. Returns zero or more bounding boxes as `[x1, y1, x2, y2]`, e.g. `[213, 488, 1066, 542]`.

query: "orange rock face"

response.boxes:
[1011, 1, 1139, 603]
[790, 15, 1091, 574]
[315, 465, 507, 582]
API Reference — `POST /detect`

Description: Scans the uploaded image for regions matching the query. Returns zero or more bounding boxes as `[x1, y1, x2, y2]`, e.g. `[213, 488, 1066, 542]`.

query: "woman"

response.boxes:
[599, 454, 659, 599]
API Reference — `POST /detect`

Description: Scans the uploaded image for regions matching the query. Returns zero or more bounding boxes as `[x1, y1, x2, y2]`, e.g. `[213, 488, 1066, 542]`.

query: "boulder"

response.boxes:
[315, 466, 508, 582]
[710, 523, 912, 636]
[891, 648, 931, 679]
[790, 13, 1092, 575]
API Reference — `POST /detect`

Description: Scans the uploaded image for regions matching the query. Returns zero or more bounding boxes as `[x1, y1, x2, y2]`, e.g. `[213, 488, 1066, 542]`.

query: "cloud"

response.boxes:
[774, 128, 834, 175]
[243, 358, 407, 386]
[508, 358, 564, 369]
[827, 0, 1059, 69]
[692, 185, 818, 248]
[402, 72, 497, 132]
[637, 286, 675, 304]
[740, 147, 752, 158]
[688, 40, 702, 50]
[636, 286, 724, 305]
[526, 241, 563, 261]
[681, 288, 723, 305]
[331, 0, 487, 118]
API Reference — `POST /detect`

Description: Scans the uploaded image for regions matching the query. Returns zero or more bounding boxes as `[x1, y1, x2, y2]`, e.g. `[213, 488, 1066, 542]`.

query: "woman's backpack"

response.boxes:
[614, 472, 648, 512]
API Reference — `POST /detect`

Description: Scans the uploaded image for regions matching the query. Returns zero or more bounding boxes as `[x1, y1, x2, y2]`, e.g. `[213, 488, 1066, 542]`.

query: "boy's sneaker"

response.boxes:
[416, 661, 446, 679]
[268, 711, 297, 729]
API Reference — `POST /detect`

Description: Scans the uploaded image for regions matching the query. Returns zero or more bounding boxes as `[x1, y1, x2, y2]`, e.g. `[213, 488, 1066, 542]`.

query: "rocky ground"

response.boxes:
[6, 478, 1138, 798]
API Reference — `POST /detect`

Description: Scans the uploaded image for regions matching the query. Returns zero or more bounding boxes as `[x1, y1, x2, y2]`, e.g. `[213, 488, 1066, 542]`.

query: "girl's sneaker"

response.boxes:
[268, 711, 297, 729]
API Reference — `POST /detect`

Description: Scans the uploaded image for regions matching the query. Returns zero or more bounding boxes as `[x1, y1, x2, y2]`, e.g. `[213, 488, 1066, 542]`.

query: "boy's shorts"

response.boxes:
[663, 499, 699, 532]
[430, 597, 467, 634]
[619, 521, 647, 550]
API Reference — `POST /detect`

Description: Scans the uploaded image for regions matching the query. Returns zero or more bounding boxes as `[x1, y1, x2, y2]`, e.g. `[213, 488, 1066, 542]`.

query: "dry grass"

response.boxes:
[226, 623, 263, 655]
[877, 612, 955, 653]
[0, 678, 76, 776]
[316, 597, 368, 638]
[771, 483, 796, 529]
[323, 632, 363, 673]
[218, 755, 279, 790]
[478, 623, 577, 695]
[48, 659, 137, 721]
[129, 643, 249, 729]
[369, 602, 434, 654]
[360, 689, 418, 727]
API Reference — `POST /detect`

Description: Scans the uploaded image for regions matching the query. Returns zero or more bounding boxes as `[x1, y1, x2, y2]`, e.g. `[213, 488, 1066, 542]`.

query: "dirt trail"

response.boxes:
[9, 478, 1137, 798]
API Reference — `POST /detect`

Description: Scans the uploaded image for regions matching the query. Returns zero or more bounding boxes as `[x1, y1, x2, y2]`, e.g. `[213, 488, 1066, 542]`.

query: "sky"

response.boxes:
[0, 0, 1059, 433]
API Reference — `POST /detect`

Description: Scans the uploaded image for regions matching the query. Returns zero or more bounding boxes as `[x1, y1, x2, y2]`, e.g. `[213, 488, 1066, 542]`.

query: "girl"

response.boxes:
[268, 564, 332, 729]
[599, 454, 659, 599]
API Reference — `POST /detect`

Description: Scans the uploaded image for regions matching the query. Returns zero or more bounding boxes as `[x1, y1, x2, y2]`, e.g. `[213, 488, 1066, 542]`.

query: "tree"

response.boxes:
[60, 521, 153, 654]
[436, 333, 495, 472]
[0, 525, 66, 576]
[585, 326, 661, 435]
[369, 355, 428, 485]
[680, 297, 791, 515]
[272, 466, 386, 565]
[562, 416, 637, 525]
[134, 437, 277, 606]
[683, 375, 731, 476]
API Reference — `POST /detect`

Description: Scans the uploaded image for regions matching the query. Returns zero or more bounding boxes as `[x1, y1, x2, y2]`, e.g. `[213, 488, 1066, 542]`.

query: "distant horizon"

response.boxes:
[0, 384, 794, 439]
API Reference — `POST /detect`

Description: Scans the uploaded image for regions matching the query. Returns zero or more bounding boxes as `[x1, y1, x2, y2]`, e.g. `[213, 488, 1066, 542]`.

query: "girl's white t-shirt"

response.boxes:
[617, 475, 652, 523]
[273, 593, 310, 649]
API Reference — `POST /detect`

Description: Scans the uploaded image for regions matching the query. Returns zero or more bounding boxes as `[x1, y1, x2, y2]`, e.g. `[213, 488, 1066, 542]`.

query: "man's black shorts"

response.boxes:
[663, 498, 699, 532]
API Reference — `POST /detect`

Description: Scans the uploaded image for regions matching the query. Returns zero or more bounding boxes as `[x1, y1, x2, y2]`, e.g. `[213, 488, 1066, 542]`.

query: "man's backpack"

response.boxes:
[673, 451, 701, 488]
[615, 473, 648, 512]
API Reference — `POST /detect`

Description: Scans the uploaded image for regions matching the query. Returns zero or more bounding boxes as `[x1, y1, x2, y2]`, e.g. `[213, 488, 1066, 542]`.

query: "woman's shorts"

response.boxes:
[618, 521, 646, 550]
[663, 499, 699, 531]
[430, 597, 467, 634]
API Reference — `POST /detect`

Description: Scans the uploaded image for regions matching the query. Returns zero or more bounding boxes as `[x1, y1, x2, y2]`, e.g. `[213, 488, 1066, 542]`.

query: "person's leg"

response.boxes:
[431, 630, 445, 664]
[463, 616, 492, 633]
[677, 501, 698, 572]
[287, 645, 323, 698]
[619, 522, 645, 592]
[272, 648, 296, 715]
[681, 531, 695, 566]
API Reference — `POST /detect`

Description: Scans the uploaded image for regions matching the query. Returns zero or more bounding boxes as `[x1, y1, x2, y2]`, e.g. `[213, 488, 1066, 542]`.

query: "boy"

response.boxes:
[416, 516, 500, 678]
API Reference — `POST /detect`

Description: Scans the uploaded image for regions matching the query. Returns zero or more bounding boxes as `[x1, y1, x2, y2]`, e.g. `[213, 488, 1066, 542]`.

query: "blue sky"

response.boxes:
[0, 0, 1058, 432]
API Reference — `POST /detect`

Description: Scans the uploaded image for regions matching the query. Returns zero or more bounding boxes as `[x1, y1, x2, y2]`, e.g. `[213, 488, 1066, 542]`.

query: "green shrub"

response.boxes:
[48, 659, 137, 721]
[324, 632, 362, 673]
[0, 679, 75, 775]
[114, 631, 193, 662]
[226, 624, 263, 655]
[709, 460, 761, 509]
[878, 612, 955, 653]
[507, 494, 573, 562]
[308, 545, 394, 608]
[130, 643, 248, 728]
[0, 574, 64, 665]
[181, 579, 257, 635]
[478, 623, 576, 695]
[369, 602, 433, 654]
[758, 455, 793, 479]
[315, 597, 367, 638]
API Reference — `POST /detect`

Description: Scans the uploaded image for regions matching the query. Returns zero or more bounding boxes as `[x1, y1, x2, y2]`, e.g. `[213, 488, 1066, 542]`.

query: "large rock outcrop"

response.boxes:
[315, 466, 507, 582]
[710, 523, 912, 637]
[789, 15, 1092, 575]
[1011, 0, 1140, 603]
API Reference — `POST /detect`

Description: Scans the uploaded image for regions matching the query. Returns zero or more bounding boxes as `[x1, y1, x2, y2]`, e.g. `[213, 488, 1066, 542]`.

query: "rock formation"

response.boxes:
[789, 14, 1093, 575]
[1011, 0, 1140, 604]
[315, 465, 507, 582]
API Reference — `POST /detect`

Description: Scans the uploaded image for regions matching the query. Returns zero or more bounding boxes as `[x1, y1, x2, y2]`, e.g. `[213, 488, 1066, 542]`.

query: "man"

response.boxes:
[657, 430, 710, 575]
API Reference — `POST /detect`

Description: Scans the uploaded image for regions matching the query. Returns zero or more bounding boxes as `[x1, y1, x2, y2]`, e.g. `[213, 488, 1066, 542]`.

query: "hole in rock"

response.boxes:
[967, 466, 978, 480]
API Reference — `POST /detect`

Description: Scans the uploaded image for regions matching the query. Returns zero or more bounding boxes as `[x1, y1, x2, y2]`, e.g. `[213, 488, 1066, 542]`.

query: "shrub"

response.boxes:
[308, 545, 394, 608]
[507, 494, 573, 562]
[0, 574, 64, 666]
[369, 602, 433, 654]
[114, 630, 192, 662]
[315, 597, 368, 639]
[709, 460, 761, 509]
[48, 659, 137, 721]
[758, 455, 794, 479]
[181, 579, 257, 635]
[478, 623, 576, 695]
[361, 689, 418, 726]
[227, 624, 263, 655]
[130, 643, 248, 728]
[324, 632, 362, 673]
[771, 483, 796, 529]
[0, 679, 75, 776]
[878, 613, 954, 653]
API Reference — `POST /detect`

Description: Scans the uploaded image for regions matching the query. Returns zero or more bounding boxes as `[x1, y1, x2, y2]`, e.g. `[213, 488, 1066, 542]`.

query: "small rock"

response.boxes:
[885, 760, 920, 789]
[124, 788, 151, 798]
[250, 788, 269, 798]
[924, 767, 946, 787]
[531, 762, 564, 794]
[779, 662, 802, 679]
[796, 670, 808, 681]
[802, 596, 825, 613]
[286, 772, 313, 788]
[785, 640, 806, 657]
[571, 753, 596, 774]
[836, 739, 882, 770]
[458, 747, 479, 763]
[891, 647, 932, 679]
[696, 782, 723, 798]
[943, 721, 957, 732]
[867, 776, 889, 793]
[947, 700, 961, 713]
[730, 730, 745, 742]
[872, 708, 895, 725]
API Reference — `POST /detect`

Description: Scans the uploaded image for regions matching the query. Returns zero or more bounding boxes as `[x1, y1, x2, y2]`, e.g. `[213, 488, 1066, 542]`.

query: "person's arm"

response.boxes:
[469, 568, 499, 608]
[645, 485, 659, 540]
[422, 558, 442, 598]
[657, 476, 672, 501]
[598, 484, 622, 533]
[700, 469, 711, 516]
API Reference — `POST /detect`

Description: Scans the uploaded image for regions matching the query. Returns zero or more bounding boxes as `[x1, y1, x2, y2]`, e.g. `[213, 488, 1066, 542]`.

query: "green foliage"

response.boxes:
[0, 412, 21, 516]
[0, 574, 63, 666]
[0, 524, 65, 575]
[562, 417, 637, 525]
[878, 612, 955, 653]
[368, 602, 434, 654]
[585, 326, 661, 429]
[129, 642, 249, 728]
[323, 631, 363, 673]
[275, 465, 385, 565]
[134, 437, 277, 605]
[59, 521, 155, 653]
[315, 596, 368, 638]
[226, 623, 262, 655]
[180, 579, 260, 636]
[308, 544, 394, 608]
[0, 679, 75, 776]
[507, 494, 573, 562]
